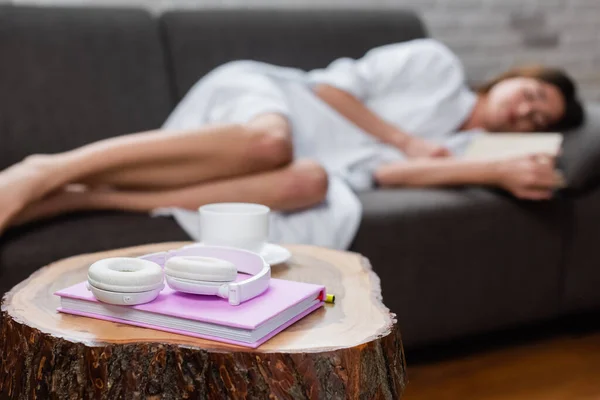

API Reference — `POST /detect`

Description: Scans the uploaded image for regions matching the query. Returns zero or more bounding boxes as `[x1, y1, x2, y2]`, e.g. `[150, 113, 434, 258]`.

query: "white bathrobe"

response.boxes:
[154, 39, 478, 250]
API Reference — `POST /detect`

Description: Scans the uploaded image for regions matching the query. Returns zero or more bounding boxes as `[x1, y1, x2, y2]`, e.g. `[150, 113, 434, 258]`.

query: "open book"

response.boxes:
[56, 278, 325, 348]
[462, 132, 563, 160]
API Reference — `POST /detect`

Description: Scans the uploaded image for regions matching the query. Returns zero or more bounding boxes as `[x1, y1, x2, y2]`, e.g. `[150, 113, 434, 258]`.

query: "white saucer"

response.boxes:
[259, 243, 292, 266]
[186, 242, 291, 266]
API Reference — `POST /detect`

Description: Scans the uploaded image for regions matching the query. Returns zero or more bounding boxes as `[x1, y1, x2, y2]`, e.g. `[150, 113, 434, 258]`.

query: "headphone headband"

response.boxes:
[144, 245, 271, 306]
[140, 245, 266, 274]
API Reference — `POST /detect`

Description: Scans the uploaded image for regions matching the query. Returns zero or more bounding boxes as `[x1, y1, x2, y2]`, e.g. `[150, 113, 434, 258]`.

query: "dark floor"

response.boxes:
[404, 311, 600, 400]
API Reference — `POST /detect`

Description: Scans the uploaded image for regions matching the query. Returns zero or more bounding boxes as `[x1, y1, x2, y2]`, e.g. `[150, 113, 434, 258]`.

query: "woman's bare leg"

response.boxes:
[81, 114, 292, 189]
[10, 160, 328, 228]
[0, 113, 291, 231]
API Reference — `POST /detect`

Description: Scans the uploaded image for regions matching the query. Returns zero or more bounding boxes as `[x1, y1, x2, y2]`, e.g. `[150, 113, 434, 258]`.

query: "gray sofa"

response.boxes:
[1, 5, 600, 349]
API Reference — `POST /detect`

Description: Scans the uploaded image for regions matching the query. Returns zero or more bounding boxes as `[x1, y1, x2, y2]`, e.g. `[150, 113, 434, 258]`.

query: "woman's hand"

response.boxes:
[492, 154, 566, 200]
[400, 136, 451, 159]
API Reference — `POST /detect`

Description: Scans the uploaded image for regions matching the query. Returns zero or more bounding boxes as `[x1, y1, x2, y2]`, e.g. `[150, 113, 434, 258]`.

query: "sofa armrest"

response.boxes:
[560, 102, 600, 194]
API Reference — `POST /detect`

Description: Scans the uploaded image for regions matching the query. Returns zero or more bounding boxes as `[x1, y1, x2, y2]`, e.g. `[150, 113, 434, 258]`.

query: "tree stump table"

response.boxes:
[0, 243, 406, 399]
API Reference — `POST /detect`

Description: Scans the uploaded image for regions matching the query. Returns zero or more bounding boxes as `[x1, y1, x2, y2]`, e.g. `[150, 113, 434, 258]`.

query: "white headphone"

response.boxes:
[86, 257, 165, 305]
[87, 245, 270, 306]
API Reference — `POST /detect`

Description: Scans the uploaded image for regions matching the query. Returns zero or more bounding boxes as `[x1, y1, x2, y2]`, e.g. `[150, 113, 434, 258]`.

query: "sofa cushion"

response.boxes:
[560, 103, 600, 193]
[351, 187, 566, 348]
[0, 6, 173, 170]
[0, 212, 188, 296]
[160, 9, 427, 100]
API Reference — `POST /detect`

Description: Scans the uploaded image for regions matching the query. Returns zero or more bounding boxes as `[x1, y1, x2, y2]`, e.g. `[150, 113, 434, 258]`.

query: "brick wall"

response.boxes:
[10, 0, 600, 101]
[420, 0, 600, 102]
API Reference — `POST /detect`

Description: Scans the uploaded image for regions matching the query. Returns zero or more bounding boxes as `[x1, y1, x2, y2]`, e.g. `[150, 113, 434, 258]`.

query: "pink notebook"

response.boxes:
[55, 278, 325, 348]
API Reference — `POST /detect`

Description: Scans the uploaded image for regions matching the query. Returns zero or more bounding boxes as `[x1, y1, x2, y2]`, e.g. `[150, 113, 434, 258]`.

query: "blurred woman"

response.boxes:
[0, 38, 585, 235]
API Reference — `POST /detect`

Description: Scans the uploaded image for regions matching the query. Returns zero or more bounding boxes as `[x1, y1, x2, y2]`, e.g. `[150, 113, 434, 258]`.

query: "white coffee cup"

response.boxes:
[199, 203, 270, 254]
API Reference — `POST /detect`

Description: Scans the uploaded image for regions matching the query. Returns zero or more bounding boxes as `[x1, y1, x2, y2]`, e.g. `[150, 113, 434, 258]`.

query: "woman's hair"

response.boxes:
[477, 66, 585, 132]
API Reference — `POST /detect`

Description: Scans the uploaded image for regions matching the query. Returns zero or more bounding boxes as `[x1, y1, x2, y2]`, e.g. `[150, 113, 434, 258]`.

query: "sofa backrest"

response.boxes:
[0, 6, 172, 170]
[160, 9, 427, 101]
[0, 6, 427, 170]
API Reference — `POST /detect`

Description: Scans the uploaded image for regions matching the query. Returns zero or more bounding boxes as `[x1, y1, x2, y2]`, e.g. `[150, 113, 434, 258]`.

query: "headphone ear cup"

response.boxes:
[164, 275, 225, 296]
[87, 283, 165, 305]
[164, 256, 237, 282]
[88, 257, 164, 293]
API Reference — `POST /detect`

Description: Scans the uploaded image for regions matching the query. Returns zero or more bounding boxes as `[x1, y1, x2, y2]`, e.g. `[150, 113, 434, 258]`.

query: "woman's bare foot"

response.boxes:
[8, 185, 95, 228]
[0, 200, 23, 236]
[0, 155, 60, 233]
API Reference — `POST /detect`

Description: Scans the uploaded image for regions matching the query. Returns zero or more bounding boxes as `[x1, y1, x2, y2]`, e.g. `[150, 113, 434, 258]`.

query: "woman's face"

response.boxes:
[483, 77, 566, 132]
